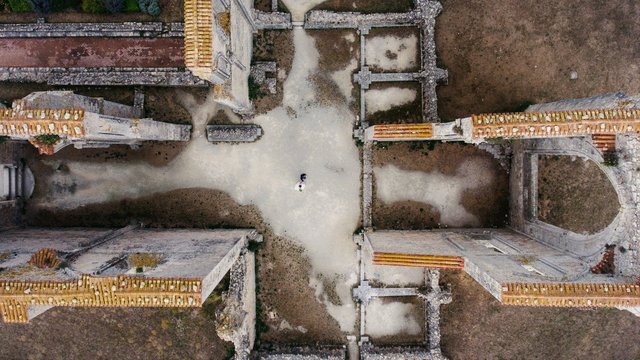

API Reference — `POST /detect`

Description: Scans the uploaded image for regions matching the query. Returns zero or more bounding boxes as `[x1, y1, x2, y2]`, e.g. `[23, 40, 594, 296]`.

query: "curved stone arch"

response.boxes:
[520, 137, 633, 266]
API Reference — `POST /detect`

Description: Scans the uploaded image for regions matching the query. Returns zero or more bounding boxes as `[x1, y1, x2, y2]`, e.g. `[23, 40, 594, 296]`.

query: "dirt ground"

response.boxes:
[366, 82, 422, 125]
[537, 155, 619, 234]
[372, 142, 509, 229]
[366, 27, 421, 74]
[435, 0, 640, 121]
[309, 29, 359, 110]
[440, 271, 640, 360]
[0, 38, 183, 68]
[0, 306, 233, 360]
[369, 296, 425, 345]
[0, 0, 183, 23]
[252, 30, 294, 114]
[312, 0, 413, 13]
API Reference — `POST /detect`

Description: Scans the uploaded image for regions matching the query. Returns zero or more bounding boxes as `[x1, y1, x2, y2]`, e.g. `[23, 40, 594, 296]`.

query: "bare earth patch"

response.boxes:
[366, 27, 420, 73]
[436, 0, 640, 121]
[537, 155, 619, 234]
[440, 271, 640, 360]
[258, 236, 344, 345]
[373, 142, 509, 229]
[252, 30, 294, 114]
[0, 306, 233, 360]
[366, 82, 422, 124]
[312, 0, 413, 14]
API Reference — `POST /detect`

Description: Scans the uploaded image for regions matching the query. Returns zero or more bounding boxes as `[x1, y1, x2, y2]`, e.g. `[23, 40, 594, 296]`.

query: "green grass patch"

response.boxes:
[8, 0, 31, 12]
[124, 0, 138, 11]
[33, 134, 61, 145]
[248, 76, 266, 100]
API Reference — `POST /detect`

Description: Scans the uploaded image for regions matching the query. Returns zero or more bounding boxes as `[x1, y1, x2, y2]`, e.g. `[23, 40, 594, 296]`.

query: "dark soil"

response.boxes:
[367, 26, 421, 73]
[435, 0, 640, 121]
[537, 155, 619, 233]
[309, 29, 359, 73]
[366, 82, 422, 124]
[440, 271, 640, 360]
[252, 30, 294, 114]
[312, 0, 414, 13]
[372, 142, 509, 229]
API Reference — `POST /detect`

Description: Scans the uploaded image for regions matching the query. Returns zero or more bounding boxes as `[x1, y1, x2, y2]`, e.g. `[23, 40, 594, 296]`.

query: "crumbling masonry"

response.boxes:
[0, 91, 191, 155]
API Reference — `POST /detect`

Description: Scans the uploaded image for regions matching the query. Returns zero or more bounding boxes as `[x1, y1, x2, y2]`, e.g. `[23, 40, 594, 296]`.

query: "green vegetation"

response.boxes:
[123, 0, 137, 12]
[28, 0, 50, 13]
[51, 0, 76, 11]
[33, 134, 61, 145]
[426, 140, 440, 151]
[0, 136, 8, 145]
[408, 141, 424, 151]
[224, 347, 236, 360]
[8, 0, 31, 12]
[81, 0, 104, 13]
[603, 151, 619, 167]
[248, 76, 266, 100]
[247, 240, 263, 252]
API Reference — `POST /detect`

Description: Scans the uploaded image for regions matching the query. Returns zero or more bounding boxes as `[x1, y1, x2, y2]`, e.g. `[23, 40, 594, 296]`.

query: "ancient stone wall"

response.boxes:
[0, 22, 183, 38]
[0, 67, 208, 87]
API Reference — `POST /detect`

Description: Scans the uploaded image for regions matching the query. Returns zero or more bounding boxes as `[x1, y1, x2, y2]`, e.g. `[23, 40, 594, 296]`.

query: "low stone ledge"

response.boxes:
[0, 67, 208, 87]
[254, 10, 292, 30]
[207, 124, 263, 142]
[0, 22, 184, 38]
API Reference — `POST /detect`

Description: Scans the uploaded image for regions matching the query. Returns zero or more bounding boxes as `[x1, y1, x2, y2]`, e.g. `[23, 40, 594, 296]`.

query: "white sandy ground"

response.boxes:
[374, 160, 497, 227]
[331, 59, 359, 102]
[365, 298, 422, 338]
[365, 87, 417, 114]
[365, 34, 418, 71]
[42, 29, 361, 332]
[281, 0, 328, 21]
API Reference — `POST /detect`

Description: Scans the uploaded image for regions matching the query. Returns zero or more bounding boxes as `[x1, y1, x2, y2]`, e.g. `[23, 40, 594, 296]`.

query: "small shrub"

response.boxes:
[247, 241, 263, 252]
[51, 0, 77, 11]
[129, 253, 163, 268]
[8, 0, 31, 12]
[248, 76, 265, 100]
[123, 0, 137, 11]
[137, 0, 159, 16]
[81, 0, 104, 12]
[27, 0, 51, 12]
[603, 151, 619, 167]
[102, 0, 123, 12]
[33, 134, 61, 145]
